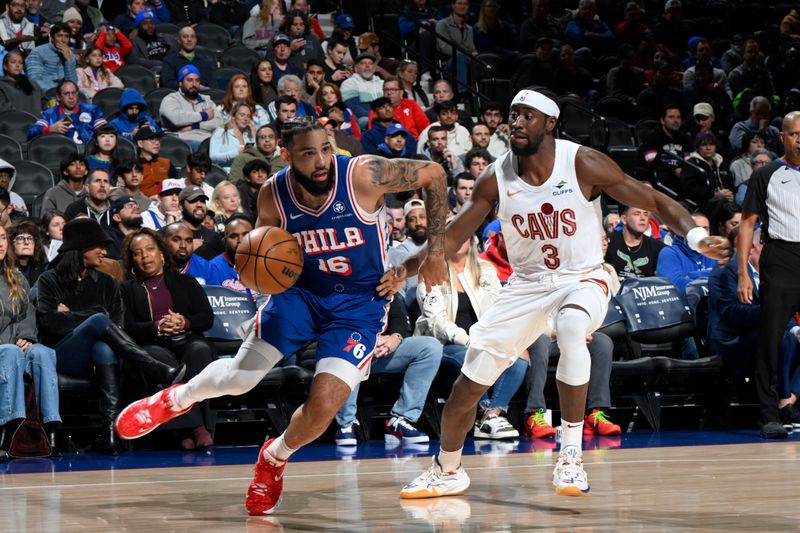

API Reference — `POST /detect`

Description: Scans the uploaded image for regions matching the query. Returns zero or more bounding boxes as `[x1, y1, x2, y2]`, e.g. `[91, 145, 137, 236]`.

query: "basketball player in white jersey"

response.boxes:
[387, 89, 732, 498]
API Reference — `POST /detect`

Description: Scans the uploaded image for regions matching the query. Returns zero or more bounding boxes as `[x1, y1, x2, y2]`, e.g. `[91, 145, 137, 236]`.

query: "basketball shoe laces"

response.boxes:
[246, 442, 286, 515]
[588, 409, 612, 428]
[529, 409, 548, 430]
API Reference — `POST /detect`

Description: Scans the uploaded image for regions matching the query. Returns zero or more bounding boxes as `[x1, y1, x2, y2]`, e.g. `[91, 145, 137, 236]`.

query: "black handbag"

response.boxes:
[8, 374, 52, 459]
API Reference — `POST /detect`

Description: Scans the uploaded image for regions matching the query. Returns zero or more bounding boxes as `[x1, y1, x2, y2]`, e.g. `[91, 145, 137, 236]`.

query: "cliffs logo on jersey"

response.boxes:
[293, 227, 366, 255]
[552, 179, 574, 196]
[510, 202, 577, 241]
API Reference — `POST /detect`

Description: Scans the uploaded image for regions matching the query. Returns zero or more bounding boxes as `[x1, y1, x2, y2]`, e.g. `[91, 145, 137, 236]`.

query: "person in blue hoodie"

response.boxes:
[656, 212, 717, 294]
[374, 123, 411, 159]
[110, 87, 162, 141]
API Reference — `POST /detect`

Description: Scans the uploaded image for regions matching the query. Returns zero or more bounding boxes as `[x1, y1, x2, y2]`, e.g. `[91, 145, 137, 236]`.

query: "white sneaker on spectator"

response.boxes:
[473, 415, 519, 439]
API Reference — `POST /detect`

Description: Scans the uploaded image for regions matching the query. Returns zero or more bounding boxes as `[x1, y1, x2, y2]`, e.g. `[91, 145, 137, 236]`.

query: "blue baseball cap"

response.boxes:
[178, 64, 201, 82]
[134, 9, 155, 27]
[335, 13, 355, 30]
[385, 123, 409, 138]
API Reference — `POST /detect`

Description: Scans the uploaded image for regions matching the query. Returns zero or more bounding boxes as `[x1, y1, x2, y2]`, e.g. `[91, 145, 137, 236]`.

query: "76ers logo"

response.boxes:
[343, 332, 366, 359]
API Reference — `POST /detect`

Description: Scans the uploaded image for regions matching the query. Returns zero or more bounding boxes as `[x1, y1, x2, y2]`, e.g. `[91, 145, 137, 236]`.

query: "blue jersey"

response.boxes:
[271, 154, 390, 295]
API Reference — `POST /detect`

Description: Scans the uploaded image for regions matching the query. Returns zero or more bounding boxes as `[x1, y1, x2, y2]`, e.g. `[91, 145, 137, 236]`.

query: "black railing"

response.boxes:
[369, 4, 497, 113]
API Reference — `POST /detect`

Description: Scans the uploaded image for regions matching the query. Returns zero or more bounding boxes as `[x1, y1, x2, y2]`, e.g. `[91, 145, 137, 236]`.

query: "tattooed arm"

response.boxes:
[355, 155, 449, 292]
[373, 162, 500, 296]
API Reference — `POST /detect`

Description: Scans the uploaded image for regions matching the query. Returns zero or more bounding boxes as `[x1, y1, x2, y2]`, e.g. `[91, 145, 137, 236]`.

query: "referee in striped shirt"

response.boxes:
[738, 111, 800, 439]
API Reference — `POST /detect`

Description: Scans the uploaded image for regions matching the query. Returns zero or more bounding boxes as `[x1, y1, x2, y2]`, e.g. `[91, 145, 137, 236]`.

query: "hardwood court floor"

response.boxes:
[1, 438, 799, 532]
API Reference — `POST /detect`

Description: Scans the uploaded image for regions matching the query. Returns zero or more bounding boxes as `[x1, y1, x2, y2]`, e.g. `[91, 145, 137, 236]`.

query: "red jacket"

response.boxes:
[480, 233, 513, 281]
[96, 31, 133, 72]
[367, 98, 430, 140]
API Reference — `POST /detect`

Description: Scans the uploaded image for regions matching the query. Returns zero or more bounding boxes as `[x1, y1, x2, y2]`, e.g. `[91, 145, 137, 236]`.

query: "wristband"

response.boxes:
[686, 226, 709, 252]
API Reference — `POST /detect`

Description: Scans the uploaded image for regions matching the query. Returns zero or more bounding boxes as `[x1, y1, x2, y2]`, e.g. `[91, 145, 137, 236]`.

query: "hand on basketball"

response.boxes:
[418, 251, 448, 293]
[377, 264, 407, 297]
[698, 235, 732, 266]
[737, 274, 753, 304]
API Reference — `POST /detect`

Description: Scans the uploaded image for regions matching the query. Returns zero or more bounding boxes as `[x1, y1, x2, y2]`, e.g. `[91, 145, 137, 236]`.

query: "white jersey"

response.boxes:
[494, 139, 604, 278]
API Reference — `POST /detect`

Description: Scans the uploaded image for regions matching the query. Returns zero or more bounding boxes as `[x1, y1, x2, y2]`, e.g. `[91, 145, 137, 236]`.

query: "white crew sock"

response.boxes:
[266, 434, 296, 462]
[438, 447, 463, 473]
[560, 418, 584, 454]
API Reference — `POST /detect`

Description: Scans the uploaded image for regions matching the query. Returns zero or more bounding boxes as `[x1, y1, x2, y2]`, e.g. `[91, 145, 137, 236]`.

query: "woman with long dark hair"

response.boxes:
[250, 59, 278, 108]
[8, 220, 48, 286]
[279, 9, 324, 72]
[0, 224, 61, 456]
[120, 228, 216, 450]
[36, 218, 186, 454]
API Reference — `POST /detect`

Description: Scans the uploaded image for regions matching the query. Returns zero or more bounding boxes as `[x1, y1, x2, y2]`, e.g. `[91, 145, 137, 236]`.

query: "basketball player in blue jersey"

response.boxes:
[392, 88, 732, 498]
[115, 117, 450, 515]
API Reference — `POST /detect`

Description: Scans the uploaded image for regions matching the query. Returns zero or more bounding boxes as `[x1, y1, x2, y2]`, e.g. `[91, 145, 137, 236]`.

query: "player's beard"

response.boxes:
[293, 161, 335, 196]
[510, 128, 546, 157]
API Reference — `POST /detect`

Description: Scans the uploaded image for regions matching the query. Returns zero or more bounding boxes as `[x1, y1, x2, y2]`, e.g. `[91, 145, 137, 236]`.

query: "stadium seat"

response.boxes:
[200, 88, 225, 106]
[608, 146, 638, 176]
[158, 134, 192, 169]
[590, 116, 635, 151]
[194, 45, 219, 68]
[0, 133, 22, 161]
[196, 137, 210, 156]
[27, 135, 79, 175]
[203, 284, 257, 354]
[684, 278, 710, 356]
[155, 22, 180, 37]
[556, 97, 596, 145]
[31, 193, 45, 219]
[616, 276, 695, 344]
[596, 96, 639, 125]
[10, 160, 54, 212]
[634, 118, 660, 144]
[214, 66, 247, 90]
[593, 54, 621, 79]
[116, 65, 158, 96]
[92, 87, 124, 118]
[596, 297, 627, 340]
[474, 52, 506, 80]
[144, 87, 175, 126]
[195, 23, 231, 54]
[221, 46, 261, 73]
[0, 109, 38, 145]
[205, 165, 228, 188]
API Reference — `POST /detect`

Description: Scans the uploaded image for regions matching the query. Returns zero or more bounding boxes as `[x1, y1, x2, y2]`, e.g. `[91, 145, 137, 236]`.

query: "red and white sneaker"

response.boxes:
[115, 384, 193, 440]
[583, 409, 621, 436]
[246, 439, 287, 515]
[523, 409, 557, 439]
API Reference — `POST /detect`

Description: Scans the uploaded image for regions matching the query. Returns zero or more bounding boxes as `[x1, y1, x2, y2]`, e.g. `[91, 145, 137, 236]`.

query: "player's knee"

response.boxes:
[555, 307, 592, 386]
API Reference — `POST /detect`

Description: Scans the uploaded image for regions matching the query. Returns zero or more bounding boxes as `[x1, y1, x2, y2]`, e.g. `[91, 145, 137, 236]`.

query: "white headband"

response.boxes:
[511, 90, 560, 119]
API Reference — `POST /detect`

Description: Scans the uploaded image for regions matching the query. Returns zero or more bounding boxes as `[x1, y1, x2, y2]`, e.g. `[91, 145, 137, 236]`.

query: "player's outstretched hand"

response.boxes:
[418, 252, 448, 293]
[698, 235, 732, 266]
[377, 265, 407, 298]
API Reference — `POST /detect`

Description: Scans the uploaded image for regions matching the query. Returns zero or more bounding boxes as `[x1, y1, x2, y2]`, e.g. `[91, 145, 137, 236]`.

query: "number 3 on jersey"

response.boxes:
[318, 256, 352, 276]
[542, 244, 560, 270]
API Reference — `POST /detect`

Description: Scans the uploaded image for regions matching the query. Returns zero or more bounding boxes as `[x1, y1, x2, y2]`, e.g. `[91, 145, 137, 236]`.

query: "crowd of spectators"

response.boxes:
[0, 0, 798, 456]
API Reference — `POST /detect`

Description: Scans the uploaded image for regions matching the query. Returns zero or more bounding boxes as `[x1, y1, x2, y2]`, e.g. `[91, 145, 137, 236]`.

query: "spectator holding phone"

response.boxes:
[110, 87, 162, 141]
[28, 79, 107, 145]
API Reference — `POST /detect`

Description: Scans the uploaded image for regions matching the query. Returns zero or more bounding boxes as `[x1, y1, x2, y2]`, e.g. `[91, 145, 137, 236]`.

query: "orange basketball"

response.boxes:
[235, 226, 303, 294]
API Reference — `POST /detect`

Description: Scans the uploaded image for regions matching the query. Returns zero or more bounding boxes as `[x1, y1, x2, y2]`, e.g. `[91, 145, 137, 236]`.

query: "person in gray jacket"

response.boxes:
[0, 223, 61, 456]
[159, 65, 222, 150]
[40, 153, 89, 215]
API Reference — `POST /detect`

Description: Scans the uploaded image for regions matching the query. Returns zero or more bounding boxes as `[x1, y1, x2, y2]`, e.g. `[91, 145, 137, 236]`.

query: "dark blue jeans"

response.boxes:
[442, 344, 528, 412]
[54, 313, 118, 377]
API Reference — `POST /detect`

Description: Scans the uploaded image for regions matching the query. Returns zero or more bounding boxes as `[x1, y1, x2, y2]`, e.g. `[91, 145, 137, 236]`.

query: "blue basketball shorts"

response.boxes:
[255, 286, 390, 389]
